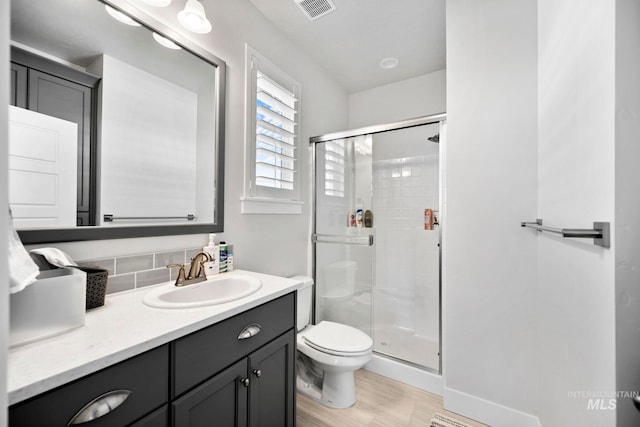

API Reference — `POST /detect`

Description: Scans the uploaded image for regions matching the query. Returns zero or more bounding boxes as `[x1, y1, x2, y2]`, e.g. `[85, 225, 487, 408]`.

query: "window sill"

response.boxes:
[240, 197, 303, 215]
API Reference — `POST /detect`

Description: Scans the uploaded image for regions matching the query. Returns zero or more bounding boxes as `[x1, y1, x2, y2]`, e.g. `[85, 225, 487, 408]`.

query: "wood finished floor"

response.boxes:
[296, 369, 490, 427]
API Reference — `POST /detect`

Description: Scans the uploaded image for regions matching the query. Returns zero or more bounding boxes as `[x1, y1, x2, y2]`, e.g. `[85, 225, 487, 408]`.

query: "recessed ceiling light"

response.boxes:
[379, 57, 399, 70]
[105, 5, 141, 26]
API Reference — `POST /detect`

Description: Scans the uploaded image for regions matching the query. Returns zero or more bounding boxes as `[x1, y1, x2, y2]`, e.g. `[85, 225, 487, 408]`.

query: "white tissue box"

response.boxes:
[10, 267, 86, 348]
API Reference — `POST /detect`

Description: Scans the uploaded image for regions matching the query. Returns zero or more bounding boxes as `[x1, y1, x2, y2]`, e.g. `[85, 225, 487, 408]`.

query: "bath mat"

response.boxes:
[430, 412, 474, 427]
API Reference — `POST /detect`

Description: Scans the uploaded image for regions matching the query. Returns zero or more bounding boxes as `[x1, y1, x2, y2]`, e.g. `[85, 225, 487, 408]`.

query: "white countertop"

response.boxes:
[8, 270, 303, 406]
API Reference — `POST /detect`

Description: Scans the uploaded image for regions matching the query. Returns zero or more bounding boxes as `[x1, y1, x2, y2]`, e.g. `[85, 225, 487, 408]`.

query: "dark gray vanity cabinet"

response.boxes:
[172, 331, 295, 427]
[247, 330, 296, 427]
[9, 46, 99, 226]
[8, 292, 296, 427]
[172, 358, 249, 425]
[171, 293, 296, 427]
[9, 345, 170, 427]
[9, 62, 27, 108]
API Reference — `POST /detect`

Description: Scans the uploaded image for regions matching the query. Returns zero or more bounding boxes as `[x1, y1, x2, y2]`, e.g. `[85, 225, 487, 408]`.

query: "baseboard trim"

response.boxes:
[443, 386, 541, 427]
[364, 354, 443, 395]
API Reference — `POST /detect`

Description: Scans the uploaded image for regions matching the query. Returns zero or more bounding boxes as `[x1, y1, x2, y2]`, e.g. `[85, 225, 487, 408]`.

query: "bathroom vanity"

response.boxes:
[7, 271, 301, 426]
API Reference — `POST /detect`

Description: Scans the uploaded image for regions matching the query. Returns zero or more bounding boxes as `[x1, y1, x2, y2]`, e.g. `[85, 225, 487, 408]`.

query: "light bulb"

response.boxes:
[177, 0, 212, 34]
[152, 32, 181, 50]
[105, 5, 141, 27]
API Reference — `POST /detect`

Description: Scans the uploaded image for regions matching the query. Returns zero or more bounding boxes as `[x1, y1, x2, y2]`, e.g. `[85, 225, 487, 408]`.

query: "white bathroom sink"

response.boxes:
[143, 273, 262, 308]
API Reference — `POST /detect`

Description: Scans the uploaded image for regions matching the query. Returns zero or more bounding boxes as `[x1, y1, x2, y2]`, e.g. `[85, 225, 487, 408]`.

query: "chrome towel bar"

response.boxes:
[521, 219, 610, 248]
[104, 214, 196, 222]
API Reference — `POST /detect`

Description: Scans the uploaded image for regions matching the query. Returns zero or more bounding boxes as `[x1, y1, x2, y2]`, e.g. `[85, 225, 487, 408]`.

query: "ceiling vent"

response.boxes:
[294, 0, 336, 21]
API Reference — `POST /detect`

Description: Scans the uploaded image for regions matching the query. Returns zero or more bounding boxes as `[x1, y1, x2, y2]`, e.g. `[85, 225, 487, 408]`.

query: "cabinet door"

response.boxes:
[28, 69, 95, 224]
[172, 359, 248, 427]
[10, 63, 27, 108]
[248, 330, 296, 427]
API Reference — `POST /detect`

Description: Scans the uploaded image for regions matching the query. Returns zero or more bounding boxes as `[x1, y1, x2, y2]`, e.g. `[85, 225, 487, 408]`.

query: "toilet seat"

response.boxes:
[303, 321, 373, 357]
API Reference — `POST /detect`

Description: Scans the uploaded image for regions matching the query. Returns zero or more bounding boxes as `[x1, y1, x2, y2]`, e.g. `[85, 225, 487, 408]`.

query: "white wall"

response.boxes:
[615, 0, 640, 425]
[538, 1, 616, 426]
[444, 1, 539, 426]
[28, 1, 349, 279]
[348, 70, 446, 129]
[446, 1, 624, 426]
[1, 0, 9, 424]
[204, 1, 348, 277]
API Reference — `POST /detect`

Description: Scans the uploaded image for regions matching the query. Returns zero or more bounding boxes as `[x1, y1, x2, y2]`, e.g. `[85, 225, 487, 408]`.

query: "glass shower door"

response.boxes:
[313, 121, 442, 372]
[370, 125, 440, 370]
[313, 136, 374, 336]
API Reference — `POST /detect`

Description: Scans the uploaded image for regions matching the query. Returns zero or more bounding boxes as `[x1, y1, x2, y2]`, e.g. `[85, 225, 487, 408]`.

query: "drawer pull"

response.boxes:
[240, 378, 250, 387]
[253, 369, 262, 378]
[67, 389, 132, 425]
[237, 323, 262, 340]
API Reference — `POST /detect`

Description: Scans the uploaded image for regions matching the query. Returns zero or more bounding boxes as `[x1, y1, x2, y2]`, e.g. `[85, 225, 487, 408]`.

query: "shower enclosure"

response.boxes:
[312, 114, 445, 374]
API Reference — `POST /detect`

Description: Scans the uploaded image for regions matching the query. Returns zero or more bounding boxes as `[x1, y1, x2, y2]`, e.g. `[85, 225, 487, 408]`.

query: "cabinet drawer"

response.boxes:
[9, 345, 169, 427]
[173, 293, 295, 397]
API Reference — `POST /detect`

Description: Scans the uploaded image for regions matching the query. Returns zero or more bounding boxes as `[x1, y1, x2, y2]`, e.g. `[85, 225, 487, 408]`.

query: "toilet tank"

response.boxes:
[290, 275, 314, 331]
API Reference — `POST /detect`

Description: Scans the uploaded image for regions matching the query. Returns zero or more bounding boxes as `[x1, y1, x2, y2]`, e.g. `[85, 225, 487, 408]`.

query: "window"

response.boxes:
[255, 71, 297, 191]
[323, 139, 345, 197]
[243, 46, 302, 214]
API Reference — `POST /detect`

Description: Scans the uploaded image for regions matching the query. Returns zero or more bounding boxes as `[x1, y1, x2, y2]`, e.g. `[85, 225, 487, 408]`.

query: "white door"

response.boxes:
[8, 106, 78, 228]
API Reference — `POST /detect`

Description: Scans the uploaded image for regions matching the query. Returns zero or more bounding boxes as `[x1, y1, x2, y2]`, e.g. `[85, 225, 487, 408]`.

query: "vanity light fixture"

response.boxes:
[105, 5, 141, 26]
[177, 0, 212, 34]
[140, 0, 172, 6]
[152, 32, 182, 49]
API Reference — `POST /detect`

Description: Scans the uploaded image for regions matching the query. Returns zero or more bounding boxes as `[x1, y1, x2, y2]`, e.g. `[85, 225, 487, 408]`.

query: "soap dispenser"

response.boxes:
[203, 233, 219, 277]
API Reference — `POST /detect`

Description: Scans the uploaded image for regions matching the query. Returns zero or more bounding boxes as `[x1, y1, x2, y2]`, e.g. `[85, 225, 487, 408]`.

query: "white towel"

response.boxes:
[8, 208, 39, 294]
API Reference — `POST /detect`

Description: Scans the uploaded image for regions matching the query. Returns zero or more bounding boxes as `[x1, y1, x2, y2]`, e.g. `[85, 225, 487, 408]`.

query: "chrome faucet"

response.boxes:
[167, 251, 213, 287]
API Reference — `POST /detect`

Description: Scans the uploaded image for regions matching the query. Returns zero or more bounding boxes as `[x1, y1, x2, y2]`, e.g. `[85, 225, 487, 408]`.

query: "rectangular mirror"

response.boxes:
[9, 0, 226, 244]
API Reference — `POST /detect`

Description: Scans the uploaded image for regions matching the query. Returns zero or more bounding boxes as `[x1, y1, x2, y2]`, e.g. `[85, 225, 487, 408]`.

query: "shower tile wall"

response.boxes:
[372, 153, 440, 366]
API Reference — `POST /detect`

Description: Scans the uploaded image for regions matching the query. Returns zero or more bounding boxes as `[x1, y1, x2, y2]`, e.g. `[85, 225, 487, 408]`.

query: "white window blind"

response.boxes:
[255, 71, 298, 192]
[324, 139, 345, 197]
[243, 46, 302, 214]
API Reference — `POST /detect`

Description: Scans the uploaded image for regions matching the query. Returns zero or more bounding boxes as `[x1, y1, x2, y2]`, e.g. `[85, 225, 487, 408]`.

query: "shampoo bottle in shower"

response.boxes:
[349, 210, 356, 227]
[364, 210, 373, 228]
[424, 209, 433, 230]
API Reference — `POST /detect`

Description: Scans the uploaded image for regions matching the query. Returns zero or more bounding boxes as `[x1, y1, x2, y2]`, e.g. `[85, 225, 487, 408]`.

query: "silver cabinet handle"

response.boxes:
[253, 369, 262, 378]
[237, 323, 261, 340]
[240, 378, 250, 387]
[67, 390, 132, 425]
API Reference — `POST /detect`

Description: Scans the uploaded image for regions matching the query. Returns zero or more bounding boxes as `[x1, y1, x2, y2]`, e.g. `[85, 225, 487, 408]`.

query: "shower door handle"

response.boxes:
[312, 234, 374, 246]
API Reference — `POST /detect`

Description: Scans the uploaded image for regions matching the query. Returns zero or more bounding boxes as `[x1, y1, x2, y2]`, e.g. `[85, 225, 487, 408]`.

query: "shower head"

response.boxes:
[428, 133, 440, 144]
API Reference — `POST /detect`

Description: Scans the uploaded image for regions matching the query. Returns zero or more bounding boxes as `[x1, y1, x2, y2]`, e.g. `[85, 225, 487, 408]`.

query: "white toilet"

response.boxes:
[293, 276, 373, 409]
